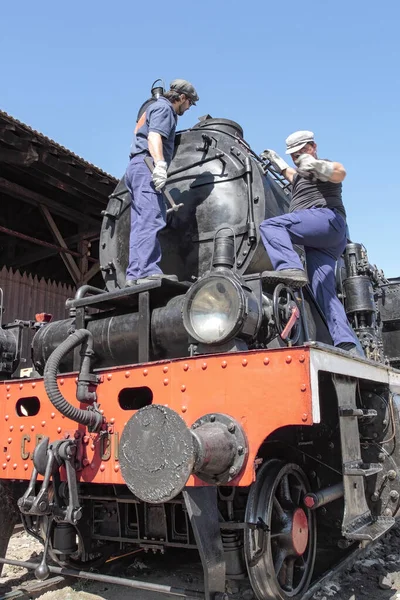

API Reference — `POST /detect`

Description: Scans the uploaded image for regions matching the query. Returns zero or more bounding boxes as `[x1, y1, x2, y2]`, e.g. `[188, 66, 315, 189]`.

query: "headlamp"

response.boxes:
[182, 273, 260, 345]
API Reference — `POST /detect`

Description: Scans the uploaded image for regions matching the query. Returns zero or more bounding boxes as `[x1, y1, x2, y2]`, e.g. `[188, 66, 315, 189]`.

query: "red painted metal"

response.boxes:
[291, 508, 309, 555]
[0, 347, 313, 487]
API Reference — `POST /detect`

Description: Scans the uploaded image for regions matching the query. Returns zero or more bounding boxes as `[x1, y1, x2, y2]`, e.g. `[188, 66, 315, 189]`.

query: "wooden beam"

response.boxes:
[0, 146, 38, 166]
[28, 160, 108, 210]
[81, 261, 100, 284]
[41, 150, 116, 191]
[3, 232, 99, 269]
[0, 176, 100, 227]
[0, 225, 94, 261]
[78, 234, 89, 285]
[0, 128, 116, 195]
[40, 205, 81, 285]
[5, 231, 99, 268]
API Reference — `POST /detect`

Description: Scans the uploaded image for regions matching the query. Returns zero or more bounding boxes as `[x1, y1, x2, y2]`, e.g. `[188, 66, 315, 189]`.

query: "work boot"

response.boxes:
[125, 279, 137, 287]
[136, 274, 179, 284]
[336, 342, 362, 357]
[263, 268, 308, 287]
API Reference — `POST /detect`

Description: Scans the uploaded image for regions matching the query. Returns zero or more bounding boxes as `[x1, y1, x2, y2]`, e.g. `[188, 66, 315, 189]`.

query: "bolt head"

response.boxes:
[229, 466, 237, 476]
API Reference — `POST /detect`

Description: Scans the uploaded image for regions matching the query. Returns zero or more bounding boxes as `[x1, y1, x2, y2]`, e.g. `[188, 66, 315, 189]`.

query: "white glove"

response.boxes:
[152, 160, 168, 191]
[297, 154, 334, 182]
[261, 149, 290, 175]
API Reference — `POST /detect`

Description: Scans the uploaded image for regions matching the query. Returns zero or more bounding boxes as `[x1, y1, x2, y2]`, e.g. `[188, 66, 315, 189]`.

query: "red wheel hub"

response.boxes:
[291, 508, 309, 555]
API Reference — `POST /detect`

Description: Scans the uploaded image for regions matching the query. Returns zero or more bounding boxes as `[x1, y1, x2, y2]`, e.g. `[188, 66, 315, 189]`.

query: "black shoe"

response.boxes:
[125, 279, 137, 287]
[136, 274, 179, 284]
[336, 342, 360, 357]
[263, 268, 308, 287]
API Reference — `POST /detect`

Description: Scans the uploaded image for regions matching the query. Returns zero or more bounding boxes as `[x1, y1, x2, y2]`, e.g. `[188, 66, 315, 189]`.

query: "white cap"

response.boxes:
[285, 130, 314, 154]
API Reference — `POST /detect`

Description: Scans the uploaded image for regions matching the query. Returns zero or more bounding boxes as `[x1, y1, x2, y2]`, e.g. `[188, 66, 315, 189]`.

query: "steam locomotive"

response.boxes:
[1, 115, 400, 600]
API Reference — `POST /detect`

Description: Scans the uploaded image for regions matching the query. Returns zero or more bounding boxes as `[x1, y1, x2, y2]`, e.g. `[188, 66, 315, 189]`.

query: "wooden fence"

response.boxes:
[0, 266, 75, 372]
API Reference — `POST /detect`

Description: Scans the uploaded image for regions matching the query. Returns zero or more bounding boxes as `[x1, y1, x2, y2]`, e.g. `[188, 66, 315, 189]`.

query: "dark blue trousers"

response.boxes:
[259, 207, 356, 346]
[125, 156, 167, 280]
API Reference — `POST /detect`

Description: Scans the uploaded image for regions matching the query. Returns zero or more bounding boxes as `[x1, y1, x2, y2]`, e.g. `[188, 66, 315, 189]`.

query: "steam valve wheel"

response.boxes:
[272, 284, 302, 345]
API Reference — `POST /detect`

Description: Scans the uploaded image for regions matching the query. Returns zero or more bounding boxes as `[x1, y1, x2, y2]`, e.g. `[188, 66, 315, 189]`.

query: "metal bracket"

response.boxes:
[332, 374, 393, 540]
[18, 439, 82, 525]
[183, 487, 226, 600]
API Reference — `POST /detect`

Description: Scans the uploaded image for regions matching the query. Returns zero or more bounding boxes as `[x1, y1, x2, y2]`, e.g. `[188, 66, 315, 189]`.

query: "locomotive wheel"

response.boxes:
[272, 284, 302, 345]
[244, 459, 316, 600]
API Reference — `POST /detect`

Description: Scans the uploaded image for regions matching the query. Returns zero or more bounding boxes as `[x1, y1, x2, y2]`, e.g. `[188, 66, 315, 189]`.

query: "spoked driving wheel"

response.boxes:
[273, 284, 302, 345]
[244, 459, 316, 600]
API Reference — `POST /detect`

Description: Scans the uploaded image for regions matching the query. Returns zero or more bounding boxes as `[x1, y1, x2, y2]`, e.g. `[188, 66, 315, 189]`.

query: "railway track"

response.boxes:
[0, 531, 394, 600]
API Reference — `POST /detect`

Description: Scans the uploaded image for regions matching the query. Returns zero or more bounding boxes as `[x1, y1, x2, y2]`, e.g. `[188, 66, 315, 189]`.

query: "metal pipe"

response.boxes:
[43, 329, 102, 430]
[74, 285, 105, 300]
[0, 558, 210, 599]
[0, 225, 97, 262]
[244, 157, 256, 242]
[303, 483, 344, 510]
[167, 152, 224, 177]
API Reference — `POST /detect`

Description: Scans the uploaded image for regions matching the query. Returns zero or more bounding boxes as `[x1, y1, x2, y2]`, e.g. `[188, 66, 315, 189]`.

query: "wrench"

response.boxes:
[144, 156, 184, 213]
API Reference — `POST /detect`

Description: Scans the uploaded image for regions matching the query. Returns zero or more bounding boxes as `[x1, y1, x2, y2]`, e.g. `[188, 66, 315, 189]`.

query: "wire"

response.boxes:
[105, 548, 143, 564]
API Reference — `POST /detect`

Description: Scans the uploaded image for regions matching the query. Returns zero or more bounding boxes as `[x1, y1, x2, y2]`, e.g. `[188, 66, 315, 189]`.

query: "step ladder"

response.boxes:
[333, 374, 394, 541]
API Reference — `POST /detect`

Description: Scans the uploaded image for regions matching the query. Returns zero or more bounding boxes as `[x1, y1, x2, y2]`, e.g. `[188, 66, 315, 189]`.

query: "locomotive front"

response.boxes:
[1, 116, 400, 600]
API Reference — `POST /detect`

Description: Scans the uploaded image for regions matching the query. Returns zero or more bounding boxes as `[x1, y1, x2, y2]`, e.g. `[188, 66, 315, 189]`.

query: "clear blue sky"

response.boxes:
[2, 0, 399, 276]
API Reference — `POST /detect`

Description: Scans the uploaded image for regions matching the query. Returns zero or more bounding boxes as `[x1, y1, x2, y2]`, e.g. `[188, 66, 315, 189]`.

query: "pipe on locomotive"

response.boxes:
[43, 329, 103, 432]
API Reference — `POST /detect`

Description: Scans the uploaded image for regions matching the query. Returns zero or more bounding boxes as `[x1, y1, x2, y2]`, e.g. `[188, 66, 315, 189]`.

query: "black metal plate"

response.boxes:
[120, 405, 194, 504]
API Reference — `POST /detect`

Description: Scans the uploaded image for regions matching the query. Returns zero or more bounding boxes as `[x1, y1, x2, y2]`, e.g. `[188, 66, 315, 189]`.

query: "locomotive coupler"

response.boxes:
[18, 437, 82, 525]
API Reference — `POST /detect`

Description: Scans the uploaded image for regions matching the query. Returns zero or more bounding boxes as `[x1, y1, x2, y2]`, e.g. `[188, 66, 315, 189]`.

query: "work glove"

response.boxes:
[261, 149, 290, 175]
[297, 154, 334, 182]
[152, 160, 168, 191]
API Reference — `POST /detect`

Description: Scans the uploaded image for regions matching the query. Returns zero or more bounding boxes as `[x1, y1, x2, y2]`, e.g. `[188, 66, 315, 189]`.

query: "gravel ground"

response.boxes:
[1, 526, 400, 600]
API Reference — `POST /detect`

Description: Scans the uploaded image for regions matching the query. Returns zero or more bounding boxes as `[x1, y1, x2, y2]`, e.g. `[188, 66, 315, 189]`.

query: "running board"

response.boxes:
[343, 462, 383, 477]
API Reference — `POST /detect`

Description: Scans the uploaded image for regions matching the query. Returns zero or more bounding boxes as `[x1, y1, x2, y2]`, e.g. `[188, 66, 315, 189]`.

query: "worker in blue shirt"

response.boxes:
[125, 79, 199, 286]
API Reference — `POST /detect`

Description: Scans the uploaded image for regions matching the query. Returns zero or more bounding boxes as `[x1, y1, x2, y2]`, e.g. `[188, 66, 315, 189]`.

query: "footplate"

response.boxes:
[344, 514, 395, 541]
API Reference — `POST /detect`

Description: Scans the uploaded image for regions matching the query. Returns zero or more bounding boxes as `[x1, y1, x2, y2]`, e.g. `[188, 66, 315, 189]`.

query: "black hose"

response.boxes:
[43, 329, 102, 431]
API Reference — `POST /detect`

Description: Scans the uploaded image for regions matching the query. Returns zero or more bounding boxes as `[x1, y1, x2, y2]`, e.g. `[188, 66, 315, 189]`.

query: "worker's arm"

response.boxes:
[281, 166, 296, 183]
[148, 131, 165, 163]
[261, 149, 295, 182]
[297, 154, 346, 183]
[328, 162, 346, 183]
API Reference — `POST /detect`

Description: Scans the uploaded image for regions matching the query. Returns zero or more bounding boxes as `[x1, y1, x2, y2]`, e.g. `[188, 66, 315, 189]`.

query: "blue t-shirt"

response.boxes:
[130, 97, 178, 165]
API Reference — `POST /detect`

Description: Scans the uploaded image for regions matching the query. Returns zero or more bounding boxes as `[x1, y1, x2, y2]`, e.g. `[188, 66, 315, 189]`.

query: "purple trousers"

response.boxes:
[125, 156, 167, 280]
[259, 207, 355, 346]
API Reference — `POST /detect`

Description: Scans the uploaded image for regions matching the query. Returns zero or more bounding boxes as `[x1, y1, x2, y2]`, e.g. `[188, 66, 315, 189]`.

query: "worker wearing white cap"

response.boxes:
[259, 131, 359, 355]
